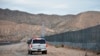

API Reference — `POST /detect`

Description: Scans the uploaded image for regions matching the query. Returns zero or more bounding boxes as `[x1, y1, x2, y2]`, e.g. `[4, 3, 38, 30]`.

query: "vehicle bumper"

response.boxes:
[28, 48, 47, 52]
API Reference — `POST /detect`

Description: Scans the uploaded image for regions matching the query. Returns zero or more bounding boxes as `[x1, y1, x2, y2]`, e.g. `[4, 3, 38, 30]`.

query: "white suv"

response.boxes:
[27, 38, 47, 54]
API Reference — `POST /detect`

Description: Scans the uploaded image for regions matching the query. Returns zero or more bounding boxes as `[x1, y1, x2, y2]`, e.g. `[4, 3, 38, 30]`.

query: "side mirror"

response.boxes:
[27, 41, 29, 44]
[27, 39, 32, 44]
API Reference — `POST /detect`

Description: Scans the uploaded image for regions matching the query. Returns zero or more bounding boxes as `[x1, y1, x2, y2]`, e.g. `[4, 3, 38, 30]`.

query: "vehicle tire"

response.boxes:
[28, 51, 30, 54]
[28, 50, 32, 55]
[42, 51, 47, 54]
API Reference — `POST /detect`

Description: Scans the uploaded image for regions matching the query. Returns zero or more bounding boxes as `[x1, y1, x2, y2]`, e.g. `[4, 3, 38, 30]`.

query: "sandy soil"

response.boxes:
[0, 42, 99, 56]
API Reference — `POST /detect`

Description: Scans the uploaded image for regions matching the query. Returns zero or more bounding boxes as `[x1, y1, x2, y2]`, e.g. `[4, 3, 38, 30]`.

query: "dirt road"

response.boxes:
[0, 42, 99, 56]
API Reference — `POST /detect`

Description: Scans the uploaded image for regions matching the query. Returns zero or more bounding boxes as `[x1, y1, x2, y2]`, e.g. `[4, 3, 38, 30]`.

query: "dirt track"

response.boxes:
[0, 42, 99, 56]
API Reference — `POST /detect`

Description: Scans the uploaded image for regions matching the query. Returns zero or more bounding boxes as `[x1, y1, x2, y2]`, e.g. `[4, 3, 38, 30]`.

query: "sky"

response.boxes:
[0, 0, 100, 15]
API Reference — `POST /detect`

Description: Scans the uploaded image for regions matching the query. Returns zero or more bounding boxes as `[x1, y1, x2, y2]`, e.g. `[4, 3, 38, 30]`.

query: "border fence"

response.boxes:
[44, 25, 100, 52]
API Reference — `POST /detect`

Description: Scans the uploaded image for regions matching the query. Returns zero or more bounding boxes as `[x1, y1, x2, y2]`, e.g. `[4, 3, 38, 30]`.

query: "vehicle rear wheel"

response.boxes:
[42, 51, 47, 54]
[28, 50, 32, 55]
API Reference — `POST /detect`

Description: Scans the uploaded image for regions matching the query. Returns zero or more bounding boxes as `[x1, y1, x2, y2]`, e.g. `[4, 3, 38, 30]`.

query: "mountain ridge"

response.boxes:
[0, 8, 100, 42]
[0, 8, 100, 32]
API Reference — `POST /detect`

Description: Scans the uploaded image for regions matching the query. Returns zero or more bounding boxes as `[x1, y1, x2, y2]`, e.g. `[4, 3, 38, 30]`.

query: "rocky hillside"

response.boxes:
[0, 8, 100, 42]
[0, 8, 100, 32]
[0, 20, 54, 42]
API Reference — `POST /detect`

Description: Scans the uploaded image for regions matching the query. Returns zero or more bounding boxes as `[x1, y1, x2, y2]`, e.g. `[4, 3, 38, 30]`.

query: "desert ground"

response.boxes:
[0, 42, 100, 56]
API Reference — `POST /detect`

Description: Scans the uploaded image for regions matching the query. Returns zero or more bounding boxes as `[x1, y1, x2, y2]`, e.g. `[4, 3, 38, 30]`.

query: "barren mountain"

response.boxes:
[75, 11, 100, 28]
[0, 20, 54, 42]
[0, 8, 100, 32]
[0, 8, 100, 42]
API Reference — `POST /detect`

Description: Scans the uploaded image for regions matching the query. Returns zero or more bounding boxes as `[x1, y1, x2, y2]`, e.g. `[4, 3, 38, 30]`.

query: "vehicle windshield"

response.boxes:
[33, 40, 45, 44]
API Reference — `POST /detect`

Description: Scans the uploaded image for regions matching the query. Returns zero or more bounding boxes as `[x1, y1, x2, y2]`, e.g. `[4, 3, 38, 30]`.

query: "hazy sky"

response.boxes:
[0, 0, 100, 15]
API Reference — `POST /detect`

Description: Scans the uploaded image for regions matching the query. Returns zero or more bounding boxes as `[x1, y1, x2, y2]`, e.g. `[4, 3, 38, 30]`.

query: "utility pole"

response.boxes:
[41, 22, 45, 38]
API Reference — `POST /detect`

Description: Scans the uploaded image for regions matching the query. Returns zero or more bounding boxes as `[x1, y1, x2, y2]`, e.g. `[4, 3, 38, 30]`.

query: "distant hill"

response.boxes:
[0, 8, 100, 42]
[0, 8, 100, 33]
[0, 20, 55, 42]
